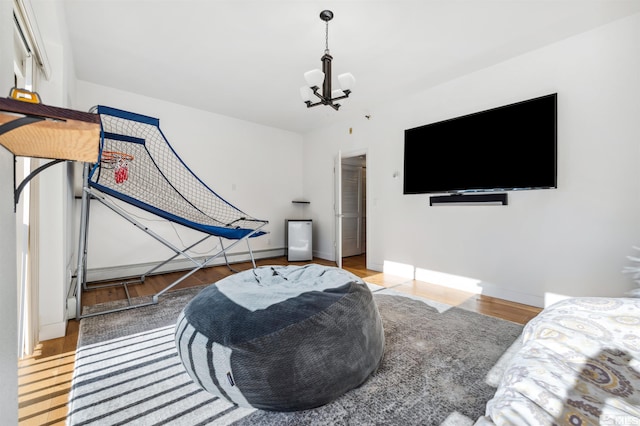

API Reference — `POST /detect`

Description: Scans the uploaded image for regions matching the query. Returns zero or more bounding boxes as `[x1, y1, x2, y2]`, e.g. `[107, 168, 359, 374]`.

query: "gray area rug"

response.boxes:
[69, 285, 523, 425]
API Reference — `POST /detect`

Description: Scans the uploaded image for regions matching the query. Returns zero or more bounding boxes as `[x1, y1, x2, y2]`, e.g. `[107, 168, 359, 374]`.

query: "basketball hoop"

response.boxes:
[101, 150, 134, 184]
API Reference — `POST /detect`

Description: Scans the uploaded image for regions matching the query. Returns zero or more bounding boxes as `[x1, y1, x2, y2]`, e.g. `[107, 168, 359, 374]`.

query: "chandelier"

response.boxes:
[300, 10, 355, 111]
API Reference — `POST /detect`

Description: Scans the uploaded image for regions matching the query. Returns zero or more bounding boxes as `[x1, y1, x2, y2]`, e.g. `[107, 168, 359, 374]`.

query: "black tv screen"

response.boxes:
[403, 93, 557, 194]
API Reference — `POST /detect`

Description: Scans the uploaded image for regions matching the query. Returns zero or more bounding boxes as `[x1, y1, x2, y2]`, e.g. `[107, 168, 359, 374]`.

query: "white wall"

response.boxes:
[0, 0, 18, 422]
[35, 41, 72, 339]
[74, 81, 304, 278]
[29, 0, 79, 340]
[303, 13, 640, 307]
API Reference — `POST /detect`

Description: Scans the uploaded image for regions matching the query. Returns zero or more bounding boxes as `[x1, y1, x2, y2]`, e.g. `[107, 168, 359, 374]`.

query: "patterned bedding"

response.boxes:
[477, 297, 640, 425]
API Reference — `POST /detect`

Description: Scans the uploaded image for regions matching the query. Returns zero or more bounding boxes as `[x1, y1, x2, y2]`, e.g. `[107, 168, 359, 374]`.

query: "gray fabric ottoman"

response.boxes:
[174, 264, 385, 411]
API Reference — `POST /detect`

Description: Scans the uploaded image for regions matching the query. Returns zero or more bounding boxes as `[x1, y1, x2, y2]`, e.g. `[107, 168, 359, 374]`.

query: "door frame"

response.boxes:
[335, 148, 369, 268]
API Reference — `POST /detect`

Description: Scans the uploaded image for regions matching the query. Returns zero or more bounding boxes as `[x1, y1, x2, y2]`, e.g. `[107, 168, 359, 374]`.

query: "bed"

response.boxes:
[476, 297, 640, 425]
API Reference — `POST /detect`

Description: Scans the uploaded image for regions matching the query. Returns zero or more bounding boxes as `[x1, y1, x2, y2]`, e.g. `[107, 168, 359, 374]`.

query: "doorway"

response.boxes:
[341, 154, 367, 266]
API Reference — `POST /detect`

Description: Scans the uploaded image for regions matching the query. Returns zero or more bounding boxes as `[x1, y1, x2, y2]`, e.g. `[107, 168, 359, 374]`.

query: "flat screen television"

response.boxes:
[403, 93, 557, 195]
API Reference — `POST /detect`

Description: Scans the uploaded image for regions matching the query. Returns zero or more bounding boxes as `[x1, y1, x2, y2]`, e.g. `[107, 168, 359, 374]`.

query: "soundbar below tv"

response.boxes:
[403, 93, 557, 195]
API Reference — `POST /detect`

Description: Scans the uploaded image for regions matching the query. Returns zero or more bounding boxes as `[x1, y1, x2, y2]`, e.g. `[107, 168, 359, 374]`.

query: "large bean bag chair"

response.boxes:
[175, 264, 385, 411]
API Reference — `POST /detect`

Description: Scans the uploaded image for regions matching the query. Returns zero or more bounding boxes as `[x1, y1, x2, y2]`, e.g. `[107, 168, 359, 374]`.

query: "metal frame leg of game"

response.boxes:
[219, 236, 257, 273]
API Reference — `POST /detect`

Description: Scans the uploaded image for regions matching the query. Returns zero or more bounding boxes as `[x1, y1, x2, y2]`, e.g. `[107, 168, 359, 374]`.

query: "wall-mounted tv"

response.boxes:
[403, 93, 557, 195]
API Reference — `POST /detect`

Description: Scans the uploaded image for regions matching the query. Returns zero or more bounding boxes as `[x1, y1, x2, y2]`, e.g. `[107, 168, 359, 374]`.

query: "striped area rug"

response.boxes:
[67, 324, 255, 425]
[68, 286, 523, 425]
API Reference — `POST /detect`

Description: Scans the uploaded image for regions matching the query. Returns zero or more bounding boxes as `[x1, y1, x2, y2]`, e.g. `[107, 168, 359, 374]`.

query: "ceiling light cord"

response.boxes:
[325, 20, 330, 55]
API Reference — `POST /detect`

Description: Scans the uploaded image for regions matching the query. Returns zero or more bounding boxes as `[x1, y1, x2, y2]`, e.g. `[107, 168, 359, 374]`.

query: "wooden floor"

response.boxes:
[18, 254, 542, 425]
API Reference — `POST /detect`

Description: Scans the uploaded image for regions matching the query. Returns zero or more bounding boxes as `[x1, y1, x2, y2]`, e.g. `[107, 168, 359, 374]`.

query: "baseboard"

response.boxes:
[66, 248, 285, 319]
[476, 282, 544, 308]
[414, 267, 544, 308]
[67, 295, 77, 320]
[367, 261, 384, 272]
[39, 321, 67, 341]
[312, 249, 335, 261]
[85, 247, 285, 282]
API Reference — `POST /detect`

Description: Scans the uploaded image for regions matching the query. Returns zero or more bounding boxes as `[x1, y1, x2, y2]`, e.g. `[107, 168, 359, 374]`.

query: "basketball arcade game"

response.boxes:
[76, 105, 268, 317]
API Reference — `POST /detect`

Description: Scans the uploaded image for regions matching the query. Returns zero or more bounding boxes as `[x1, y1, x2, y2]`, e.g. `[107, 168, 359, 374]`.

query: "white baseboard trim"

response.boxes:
[413, 267, 544, 308]
[477, 282, 545, 308]
[312, 250, 335, 262]
[67, 296, 77, 320]
[85, 248, 285, 283]
[39, 321, 67, 341]
[367, 261, 384, 272]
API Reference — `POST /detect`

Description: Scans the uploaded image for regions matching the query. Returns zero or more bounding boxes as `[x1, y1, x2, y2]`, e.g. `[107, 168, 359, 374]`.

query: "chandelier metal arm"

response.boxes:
[304, 86, 352, 110]
[306, 101, 340, 111]
[329, 90, 351, 101]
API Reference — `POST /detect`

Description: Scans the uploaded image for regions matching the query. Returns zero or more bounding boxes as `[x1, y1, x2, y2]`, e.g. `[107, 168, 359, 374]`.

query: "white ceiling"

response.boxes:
[61, 0, 640, 134]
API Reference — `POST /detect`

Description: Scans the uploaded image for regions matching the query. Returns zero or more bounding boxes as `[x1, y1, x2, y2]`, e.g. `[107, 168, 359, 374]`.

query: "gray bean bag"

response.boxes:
[175, 264, 385, 411]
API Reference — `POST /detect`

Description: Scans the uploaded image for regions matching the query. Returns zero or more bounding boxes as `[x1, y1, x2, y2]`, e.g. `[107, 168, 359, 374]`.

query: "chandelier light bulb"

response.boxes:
[304, 69, 325, 88]
[338, 73, 356, 91]
[332, 89, 345, 99]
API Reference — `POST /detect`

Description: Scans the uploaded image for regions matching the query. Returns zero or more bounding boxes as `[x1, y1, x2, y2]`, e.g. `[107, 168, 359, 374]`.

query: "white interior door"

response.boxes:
[334, 150, 342, 268]
[360, 167, 367, 252]
[341, 165, 361, 257]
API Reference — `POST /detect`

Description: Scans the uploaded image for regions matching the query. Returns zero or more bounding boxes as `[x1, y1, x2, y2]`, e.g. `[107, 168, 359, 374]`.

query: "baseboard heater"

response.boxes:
[65, 247, 285, 320]
[430, 193, 508, 206]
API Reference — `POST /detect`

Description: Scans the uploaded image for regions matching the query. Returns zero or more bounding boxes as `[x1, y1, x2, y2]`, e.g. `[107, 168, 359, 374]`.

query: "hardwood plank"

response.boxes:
[363, 272, 410, 287]
[390, 279, 481, 307]
[457, 294, 542, 324]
